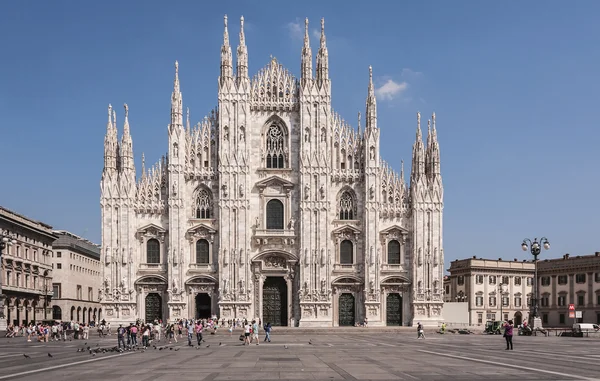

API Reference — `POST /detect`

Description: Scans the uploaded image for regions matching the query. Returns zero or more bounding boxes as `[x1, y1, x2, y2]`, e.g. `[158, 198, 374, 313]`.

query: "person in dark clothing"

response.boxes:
[503, 320, 514, 350]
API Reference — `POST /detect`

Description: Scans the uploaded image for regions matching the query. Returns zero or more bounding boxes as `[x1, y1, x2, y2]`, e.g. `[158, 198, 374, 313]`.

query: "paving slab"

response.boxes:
[0, 332, 599, 380]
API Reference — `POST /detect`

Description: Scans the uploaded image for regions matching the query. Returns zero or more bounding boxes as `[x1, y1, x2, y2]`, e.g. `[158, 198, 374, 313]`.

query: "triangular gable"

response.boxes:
[186, 223, 216, 235]
[255, 175, 295, 190]
[137, 223, 167, 234]
[332, 224, 362, 235]
[380, 225, 409, 235]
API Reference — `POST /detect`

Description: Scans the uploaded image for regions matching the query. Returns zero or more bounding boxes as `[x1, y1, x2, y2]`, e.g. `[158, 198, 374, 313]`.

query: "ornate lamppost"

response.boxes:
[0, 231, 17, 332]
[42, 270, 49, 320]
[498, 283, 506, 321]
[521, 237, 550, 328]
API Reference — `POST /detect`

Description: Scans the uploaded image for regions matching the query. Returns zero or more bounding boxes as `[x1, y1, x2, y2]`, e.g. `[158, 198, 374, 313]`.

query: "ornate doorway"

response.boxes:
[263, 277, 288, 326]
[145, 293, 162, 322]
[386, 293, 402, 326]
[339, 293, 355, 326]
[195, 293, 211, 319]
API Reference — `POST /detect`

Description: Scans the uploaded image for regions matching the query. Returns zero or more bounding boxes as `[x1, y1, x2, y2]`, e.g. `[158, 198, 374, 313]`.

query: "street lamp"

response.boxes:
[521, 237, 550, 327]
[42, 270, 49, 320]
[498, 283, 506, 321]
[455, 291, 467, 302]
[0, 231, 17, 332]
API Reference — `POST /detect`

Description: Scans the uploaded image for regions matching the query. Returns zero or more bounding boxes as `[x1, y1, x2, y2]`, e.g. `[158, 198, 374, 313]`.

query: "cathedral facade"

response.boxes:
[99, 16, 444, 327]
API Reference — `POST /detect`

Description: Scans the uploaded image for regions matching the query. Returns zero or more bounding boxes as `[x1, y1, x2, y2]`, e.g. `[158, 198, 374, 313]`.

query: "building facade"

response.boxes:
[50, 231, 102, 324]
[537, 252, 600, 327]
[447, 257, 534, 326]
[0, 206, 56, 328]
[100, 16, 445, 327]
[447, 253, 600, 327]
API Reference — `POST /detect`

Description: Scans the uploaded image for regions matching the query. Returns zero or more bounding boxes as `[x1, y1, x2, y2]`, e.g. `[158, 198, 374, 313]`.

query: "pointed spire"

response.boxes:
[103, 104, 117, 172]
[316, 17, 329, 84]
[120, 103, 134, 172]
[186, 107, 190, 131]
[411, 112, 425, 182]
[365, 66, 377, 131]
[171, 61, 183, 128]
[430, 112, 441, 176]
[301, 17, 313, 83]
[357, 111, 362, 136]
[141, 152, 146, 178]
[220, 15, 233, 84]
[236, 15, 249, 82]
[400, 159, 405, 184]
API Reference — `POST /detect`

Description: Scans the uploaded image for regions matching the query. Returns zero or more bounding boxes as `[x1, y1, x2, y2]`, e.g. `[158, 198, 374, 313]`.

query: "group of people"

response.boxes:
[5, 321, 95, 341]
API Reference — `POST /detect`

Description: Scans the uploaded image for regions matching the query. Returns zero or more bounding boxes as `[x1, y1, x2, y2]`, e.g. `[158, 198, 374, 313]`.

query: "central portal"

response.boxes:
[195, 293, 211, 319]
[262, 277, 288, 326]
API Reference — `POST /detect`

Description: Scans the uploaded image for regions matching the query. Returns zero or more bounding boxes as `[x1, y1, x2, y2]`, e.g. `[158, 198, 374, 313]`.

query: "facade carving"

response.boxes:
[99, 16, 444, 326]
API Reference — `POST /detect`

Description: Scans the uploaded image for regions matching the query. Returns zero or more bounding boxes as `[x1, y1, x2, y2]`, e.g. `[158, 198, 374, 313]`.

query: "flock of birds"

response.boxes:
[20, 339, 315, 360]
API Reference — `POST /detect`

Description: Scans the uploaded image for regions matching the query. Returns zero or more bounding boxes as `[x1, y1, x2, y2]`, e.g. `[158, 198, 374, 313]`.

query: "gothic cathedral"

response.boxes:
[99, 16, 444, 327]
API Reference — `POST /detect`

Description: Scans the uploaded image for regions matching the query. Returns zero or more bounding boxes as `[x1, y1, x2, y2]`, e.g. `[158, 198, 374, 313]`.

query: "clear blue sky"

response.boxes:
[1, 1, 599, 265]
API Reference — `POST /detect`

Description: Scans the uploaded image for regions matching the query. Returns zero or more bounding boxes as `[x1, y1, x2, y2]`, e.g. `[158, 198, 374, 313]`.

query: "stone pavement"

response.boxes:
[0, 331, 598, 380]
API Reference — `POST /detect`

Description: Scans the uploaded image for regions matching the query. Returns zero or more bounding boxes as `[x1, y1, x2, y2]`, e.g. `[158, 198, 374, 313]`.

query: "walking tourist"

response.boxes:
[117, 324, 126, 349]
[417, 322, 425, 339]
[503, 320, 514, 350]
[263, 322, 272, 342]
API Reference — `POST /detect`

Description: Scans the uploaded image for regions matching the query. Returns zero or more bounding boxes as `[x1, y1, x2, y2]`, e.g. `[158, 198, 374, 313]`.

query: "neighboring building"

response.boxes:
[447, 257, 535, 326]
[537, 252, 600, 327]
[99, 16, 445, 327]
[0, 206, 57, 327]
[50, 230, 102, 324]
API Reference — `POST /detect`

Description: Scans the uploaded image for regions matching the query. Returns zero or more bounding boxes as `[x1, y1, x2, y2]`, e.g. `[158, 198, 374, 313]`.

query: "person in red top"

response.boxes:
[503, 320, 514, 350]
[195, 321, 203, 346]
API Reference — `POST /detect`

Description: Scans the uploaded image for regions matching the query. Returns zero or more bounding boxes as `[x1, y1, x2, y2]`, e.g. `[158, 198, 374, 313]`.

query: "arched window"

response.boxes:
[147, 239, 160, 264]
[52, 306, 62, 320]
[195, 189, 211, 219]
[339, 191, 356, 220]
[265, 124, 285, 168]
[388, 240, 401, 264]
[340, 240, 353, 264]
[266, 199, 284, 229]
[196, 239, 209, 264]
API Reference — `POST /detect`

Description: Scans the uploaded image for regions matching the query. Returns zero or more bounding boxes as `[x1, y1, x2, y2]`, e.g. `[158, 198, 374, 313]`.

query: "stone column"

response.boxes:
[285, 275, 292, 327]
[139, 288, 145, 321]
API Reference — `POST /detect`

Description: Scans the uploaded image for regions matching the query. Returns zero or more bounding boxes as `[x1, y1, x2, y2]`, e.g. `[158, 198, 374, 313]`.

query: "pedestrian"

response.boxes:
[417, 322, 425, 339]
[187, 320, 195, 346]
[263, 322, 272, 342]
[117, 324, 126, 349]
[503, 320, 514, 350]
[251, 320, 260, 345]
[195, 320, 203, 346]
[243, 321, 251, 345]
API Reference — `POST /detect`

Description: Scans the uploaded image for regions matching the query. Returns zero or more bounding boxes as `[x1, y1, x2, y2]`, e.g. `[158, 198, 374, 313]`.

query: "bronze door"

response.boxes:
[386, 293, 402, 326]
[145, 293, 162, 322]
[262, 277, 288, 326]
[339, 293, 355, 326]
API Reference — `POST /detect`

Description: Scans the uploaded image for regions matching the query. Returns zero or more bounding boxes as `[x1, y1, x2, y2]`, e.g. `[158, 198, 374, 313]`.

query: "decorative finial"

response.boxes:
[369, 65, 373, 79]
[224, 14, 228, 27]
[124, 103, 129, 118]
[186, 107, 190, 130]
[108, 104, 112, 122]
[428, 119, 431, 132]
[432, 112, 436, 128]
[358, 111, 361, 128]
[321, 17, 325, 32]
[240, 15, 244, 24]
[175, 60, 179, 73]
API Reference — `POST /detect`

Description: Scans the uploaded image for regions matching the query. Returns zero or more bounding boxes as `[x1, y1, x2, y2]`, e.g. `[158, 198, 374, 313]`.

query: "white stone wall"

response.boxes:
[99, 19, 444, 327]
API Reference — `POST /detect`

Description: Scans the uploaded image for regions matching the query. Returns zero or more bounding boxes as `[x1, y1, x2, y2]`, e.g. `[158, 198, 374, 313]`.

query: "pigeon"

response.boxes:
[92, 353, 96, 357]
[284, 345, 288, 349]
[219, 342, 222, 346]
[174, 347, 180, 351]
[169, 347, 173, 350]
[47, 353, 53, 358]
[96, 344, 100, 347]
[206, 345, 210, 348]
[84, 343, 87, 346]
[23, 354, 30, 359]
[196, 346, 200, 350]
[308, 341, 313, 345]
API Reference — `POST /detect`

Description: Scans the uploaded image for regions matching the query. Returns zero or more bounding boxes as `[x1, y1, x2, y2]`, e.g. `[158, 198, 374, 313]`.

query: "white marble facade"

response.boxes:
[99, 16, 444, 327]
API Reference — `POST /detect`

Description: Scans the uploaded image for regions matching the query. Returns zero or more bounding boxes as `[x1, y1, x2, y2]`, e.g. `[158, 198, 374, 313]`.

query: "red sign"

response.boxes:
[569, 304, 575, 311]
[569, 311, 575, 318]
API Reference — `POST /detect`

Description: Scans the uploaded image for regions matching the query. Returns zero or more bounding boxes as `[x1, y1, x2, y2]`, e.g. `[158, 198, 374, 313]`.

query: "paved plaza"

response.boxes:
[0, 330, 598, 380]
